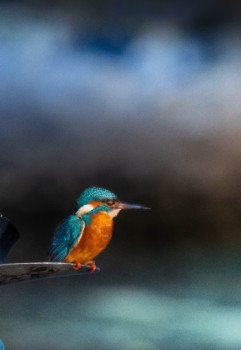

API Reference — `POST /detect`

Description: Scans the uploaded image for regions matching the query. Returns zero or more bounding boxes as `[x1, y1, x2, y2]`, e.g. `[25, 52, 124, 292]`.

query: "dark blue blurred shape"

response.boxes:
[73, 30, 131, 56]
[0, 214, 19, 264]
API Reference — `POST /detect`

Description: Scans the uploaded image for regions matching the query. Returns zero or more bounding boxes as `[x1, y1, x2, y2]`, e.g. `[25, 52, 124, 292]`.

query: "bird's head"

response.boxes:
[76, 187, 149, 218]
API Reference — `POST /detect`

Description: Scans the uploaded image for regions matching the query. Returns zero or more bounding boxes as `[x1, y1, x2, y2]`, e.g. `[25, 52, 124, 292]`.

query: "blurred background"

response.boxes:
[1, 0, 241, 349]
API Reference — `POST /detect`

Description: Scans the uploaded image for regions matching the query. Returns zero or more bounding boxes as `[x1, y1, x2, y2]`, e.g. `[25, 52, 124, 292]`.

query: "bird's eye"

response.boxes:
[103, 199, 115, 206]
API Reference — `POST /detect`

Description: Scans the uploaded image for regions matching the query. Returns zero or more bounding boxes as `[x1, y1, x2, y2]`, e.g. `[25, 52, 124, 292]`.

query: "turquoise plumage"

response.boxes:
[48, 215, 84, 262]
[76, 187, 117, 208]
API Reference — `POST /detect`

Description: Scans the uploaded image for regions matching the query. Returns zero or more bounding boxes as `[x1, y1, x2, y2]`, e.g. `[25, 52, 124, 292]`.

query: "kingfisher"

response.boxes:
[48, 187, 149, 272]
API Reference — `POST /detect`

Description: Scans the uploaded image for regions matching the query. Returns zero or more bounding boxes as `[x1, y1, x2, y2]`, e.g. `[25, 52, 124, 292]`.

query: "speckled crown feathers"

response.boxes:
[76, 187, 117, 208]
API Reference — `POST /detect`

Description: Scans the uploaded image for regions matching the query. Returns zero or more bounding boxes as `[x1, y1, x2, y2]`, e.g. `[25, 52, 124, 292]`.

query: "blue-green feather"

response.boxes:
[82, 205, 112, 226]
[76, 187, 117, 208]
[48, 215, 84, 262]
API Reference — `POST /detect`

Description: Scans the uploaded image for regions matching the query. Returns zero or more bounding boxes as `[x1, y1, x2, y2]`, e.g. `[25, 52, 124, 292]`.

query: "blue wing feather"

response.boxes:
[48, 215, 84, 262]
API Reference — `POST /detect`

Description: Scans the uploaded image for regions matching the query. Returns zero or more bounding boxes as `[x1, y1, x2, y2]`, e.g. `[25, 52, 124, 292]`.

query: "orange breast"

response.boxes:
[64, 211, 113, 264]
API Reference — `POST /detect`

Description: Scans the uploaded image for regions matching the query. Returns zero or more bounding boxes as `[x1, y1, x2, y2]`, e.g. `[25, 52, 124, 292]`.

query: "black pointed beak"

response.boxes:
[113, 202, 151, 210]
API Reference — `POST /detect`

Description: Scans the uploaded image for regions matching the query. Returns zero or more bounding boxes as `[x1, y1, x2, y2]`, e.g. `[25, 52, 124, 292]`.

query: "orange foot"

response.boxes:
[73, 261, 82, 271]
[87, 262, 96, 273]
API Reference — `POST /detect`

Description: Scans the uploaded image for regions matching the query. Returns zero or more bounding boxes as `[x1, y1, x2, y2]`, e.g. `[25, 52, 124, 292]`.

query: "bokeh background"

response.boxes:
[1, 0, 241, 349]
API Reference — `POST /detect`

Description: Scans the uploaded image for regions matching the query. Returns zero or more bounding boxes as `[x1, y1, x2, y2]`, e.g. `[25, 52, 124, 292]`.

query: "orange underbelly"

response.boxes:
[64, 211, 113, 264]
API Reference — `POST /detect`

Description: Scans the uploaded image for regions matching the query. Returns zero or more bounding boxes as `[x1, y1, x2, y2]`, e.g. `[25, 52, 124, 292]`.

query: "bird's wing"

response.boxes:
[48, 215, 85, 262]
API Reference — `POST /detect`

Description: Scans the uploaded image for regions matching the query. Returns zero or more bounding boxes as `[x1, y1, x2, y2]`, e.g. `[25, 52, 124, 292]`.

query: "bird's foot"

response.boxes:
[73, 261, 82, 271]
[87, 261, 96, 273]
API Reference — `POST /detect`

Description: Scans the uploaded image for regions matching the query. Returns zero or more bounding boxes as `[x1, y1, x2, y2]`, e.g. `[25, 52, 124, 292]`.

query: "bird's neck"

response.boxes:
[76, 201, 120, 225]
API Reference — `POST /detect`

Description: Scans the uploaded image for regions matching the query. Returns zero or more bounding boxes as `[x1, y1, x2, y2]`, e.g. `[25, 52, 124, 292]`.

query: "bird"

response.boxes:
[48, 187, 149, 272]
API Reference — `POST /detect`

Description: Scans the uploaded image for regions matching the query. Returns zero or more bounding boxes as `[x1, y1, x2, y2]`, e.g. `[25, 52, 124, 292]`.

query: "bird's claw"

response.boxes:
[73, 262, 82, 270]
[72, 261, 96, 273]
[87, 262, 96, 273]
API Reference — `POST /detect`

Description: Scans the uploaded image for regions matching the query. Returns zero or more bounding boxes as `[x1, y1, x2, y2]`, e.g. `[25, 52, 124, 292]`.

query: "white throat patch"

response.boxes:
[76, 204, 94, 217]
[108, 209, 121, 218]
